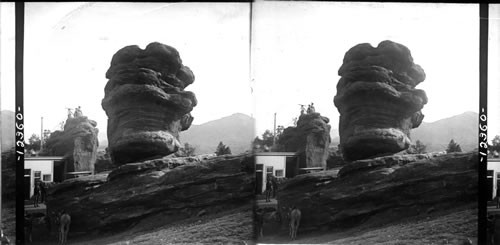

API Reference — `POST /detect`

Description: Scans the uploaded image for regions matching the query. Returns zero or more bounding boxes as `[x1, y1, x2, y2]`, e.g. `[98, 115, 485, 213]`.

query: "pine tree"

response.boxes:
[415, 140, 427, 154]
[215, 142, 231, 156]
[446, 139, 462, 153]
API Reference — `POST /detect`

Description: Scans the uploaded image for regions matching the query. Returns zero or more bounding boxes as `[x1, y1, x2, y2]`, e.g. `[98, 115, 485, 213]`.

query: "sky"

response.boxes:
[0, 3, 491, 145]
[21, 3, 251, 143]
[0, 3, 15, 112]
[252, 2, 479, 137]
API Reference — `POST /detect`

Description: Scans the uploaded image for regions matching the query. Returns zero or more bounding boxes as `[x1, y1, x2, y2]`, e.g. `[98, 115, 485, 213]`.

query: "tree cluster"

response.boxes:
[252, 126, 285, 152]
[489, 135, 500, 158]
[215, 141, 232, 156]
[446, 139, 462, 153]
[174, 143, 196, 157]
[406, 140, 427, 154]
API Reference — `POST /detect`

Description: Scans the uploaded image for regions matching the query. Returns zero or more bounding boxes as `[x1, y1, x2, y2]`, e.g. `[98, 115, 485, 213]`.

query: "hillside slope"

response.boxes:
[411, 111, 477, 152]
[1, 110, 14, 152]
[180, 113, 255, 155]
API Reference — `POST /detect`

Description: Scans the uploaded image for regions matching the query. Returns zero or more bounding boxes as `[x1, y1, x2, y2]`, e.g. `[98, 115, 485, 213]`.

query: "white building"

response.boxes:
[255, 152, 299, 194]
[488, 158, 500, 201]
[24, 156, 65, 199]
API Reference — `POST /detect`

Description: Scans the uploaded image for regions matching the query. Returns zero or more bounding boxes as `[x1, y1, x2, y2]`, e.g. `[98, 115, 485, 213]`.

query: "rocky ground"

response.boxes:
[25, 204, 253, 245]
[21, 203, 475, 245]
[2, 201, 15, 244]
[258, 205, 476, 245]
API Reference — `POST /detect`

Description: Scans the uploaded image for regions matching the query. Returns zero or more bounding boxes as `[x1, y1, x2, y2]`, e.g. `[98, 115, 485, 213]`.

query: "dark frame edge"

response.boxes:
[479, 3, 488, 245]
[15, 2, 25, 245]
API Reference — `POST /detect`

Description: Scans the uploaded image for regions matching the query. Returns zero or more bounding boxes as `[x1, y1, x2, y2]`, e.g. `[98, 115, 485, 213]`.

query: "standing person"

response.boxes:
[33, 182, 41, 207]
[271, 176, 278, 198]
[266, 179, 272, 202]
[40, 181, 47, 203]
[496, 187, 500, 209]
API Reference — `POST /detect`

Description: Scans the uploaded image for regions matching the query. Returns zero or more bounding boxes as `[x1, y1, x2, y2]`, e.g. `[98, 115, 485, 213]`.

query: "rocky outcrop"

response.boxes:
[94, 151, 115, 173]
[277, 152, 477, 232]
[278, 113, 331, 169]
[41, 116, 99, 173]
[46, 154, 254, 233]
[333, 40, 428, 161]
[102, 42, 197, 165]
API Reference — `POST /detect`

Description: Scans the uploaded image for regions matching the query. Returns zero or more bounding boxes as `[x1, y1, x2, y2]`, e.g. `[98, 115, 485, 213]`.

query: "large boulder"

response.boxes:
[41, 116, 99, 173]
[334, 40, 428, 161]
[277, 152, 477, 232]
[102, 42, 197, 165]
[278, 112, 331, 169]
[46, 154, 254, 233]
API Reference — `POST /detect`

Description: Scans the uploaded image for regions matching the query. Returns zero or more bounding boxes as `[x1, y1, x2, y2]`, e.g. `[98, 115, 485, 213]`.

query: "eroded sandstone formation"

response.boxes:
[277, 152, 477, 232]
[102, 42, 197, 165]
[278, 112, 331, 169]
[41, 116, 99, 173]
[46, 154, 254, 233]
[334, 40, 428, 161]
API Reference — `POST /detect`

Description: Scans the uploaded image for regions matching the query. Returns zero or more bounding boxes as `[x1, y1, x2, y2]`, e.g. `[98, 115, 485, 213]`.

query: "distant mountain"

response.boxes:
[1, 110, 15, 152]
[329, 111, 478, 153]
[411, 111, 478, 152]
[180, 113, 255, 155]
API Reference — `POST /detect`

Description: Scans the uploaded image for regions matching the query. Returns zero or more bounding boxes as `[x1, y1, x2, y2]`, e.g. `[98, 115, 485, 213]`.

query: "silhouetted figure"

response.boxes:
[255, 209, 264, 238]
[74, 106, 83, 117]
[58, 210, 71, 244]
[271, 176, 278, 198]
[25, 213, 33, 243]
[40, 181, 47, 203]
[309, 102, 315, 113]
[496, 188, 500, 209]
[289, 206, 302, 240]
[67, 108, 73, 119]
[33, 182, 41, 207]
[300, 104, 305, 115]
[488, 215, 495, 245]
[265, 179, 272, 202]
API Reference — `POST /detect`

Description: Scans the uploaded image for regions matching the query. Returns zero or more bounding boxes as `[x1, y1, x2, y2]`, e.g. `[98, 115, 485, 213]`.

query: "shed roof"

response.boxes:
[254, 152, 298, 156]
[25, 156, 65, 161]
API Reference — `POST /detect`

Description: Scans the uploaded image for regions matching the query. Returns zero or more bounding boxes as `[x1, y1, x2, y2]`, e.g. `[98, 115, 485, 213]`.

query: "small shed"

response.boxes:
[24, 156, 65, 199]
[488, 158, 500, 201]
[254, 152, 299, 194]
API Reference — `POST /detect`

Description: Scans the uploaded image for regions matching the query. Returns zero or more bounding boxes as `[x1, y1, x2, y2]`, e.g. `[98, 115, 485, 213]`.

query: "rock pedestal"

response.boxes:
[66, 117, 99, 173]
[334, 40, 428, 161]
[278, 112, 331, 169]
[41, 116, 99, 173]
[102, 42, 197, 165]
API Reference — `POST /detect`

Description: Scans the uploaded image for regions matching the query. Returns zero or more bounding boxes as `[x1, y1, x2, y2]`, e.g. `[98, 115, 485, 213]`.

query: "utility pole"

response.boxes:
[273, 112, 277, 148]
[40, 117, 44, 152]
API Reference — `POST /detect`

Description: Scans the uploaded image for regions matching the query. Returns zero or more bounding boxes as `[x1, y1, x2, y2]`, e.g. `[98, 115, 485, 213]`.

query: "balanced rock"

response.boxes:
[102, 42, 197, 165]
[277, 152, 476, 232]
[278, 113, 331, 169]
[46, 154, 254, 233]
[41, 116, 99, 173]
[334, 40, 428, 161]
